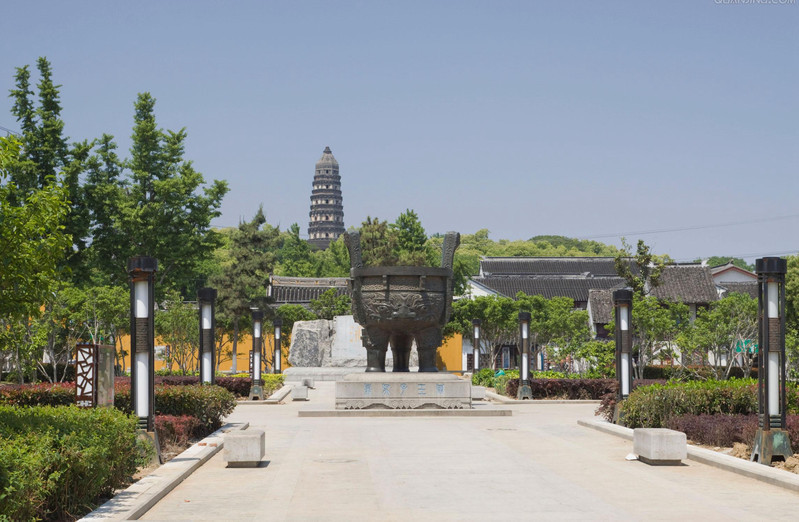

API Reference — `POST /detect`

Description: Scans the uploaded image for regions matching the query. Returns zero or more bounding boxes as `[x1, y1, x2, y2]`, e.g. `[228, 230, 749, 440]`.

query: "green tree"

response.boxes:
[0, 136, 71, 382]
[116, 93, 228, 294]
[677, 292, 758, 379]
[276, 223, 316, 276]
[627, 295, 688, 379]
[309, 288, 351, 320]
[358, 216, 400, 267]
[446, 295, 519, 369]
[154, 291, 199, 374]
[314, 234, 350, 276]
[614, 238, 669, 296]
[9, 58, 89, 272]
[82, 134, 126, 284]
[391, 209, 431, 266]
[211, 207, 280, 371]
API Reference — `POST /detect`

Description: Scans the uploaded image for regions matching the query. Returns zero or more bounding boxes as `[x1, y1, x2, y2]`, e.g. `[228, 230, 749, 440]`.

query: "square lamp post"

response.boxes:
[472, 319, 481, 373]
[613, 288, 633, 423]
[751, 257, 793, 465]
[128, 256, 157, 431]
[249, 309, 264, 400]
[273, 316, 283, 374]
[197, 287, 217, 385]
[517, 312, 533, 400]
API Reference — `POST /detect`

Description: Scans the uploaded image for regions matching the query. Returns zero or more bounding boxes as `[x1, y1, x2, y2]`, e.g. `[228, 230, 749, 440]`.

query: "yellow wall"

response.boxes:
[438, 333, 463, 372]
[117, 329, 463, 373]
[117, 333, 287, 374]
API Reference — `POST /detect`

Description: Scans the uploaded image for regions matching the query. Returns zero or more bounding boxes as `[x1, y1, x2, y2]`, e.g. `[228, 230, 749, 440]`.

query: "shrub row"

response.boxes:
[666, 414, 799, 449]
[0, 405, 138, 521]
[0, 382, 236, 431]
[501, 378, 617, 400]
[114, 384, 236, 430]
[154, 414, 204, 446]
[616, 379, 799, 428]
[642, 365, 757, 381]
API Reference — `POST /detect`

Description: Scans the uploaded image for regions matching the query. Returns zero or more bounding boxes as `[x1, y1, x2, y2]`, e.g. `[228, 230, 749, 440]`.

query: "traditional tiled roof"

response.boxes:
[471, 275, 626, 303]
[650, 265, 718, 304]
[588, 289, 614, 325]
[268, 275, 350, 305]
[479, 257, 624, 277]
[719, 281, 758, 299]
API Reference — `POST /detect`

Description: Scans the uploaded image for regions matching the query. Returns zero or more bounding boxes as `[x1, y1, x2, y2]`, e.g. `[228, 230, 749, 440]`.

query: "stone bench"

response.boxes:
[471, 386, 486, 401]
[292, 385, 309, 401]
[633, 428, 687, 465]
[223, 429, 265, 467]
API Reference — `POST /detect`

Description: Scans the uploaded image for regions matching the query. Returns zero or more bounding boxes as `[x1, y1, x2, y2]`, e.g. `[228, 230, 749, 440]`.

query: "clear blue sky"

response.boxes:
[2, 1, 797, 262]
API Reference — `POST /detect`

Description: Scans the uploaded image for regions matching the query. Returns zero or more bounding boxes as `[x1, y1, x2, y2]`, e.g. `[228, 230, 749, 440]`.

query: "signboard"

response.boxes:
[75, 344, 115, 408]
[735, 339, 758, 354]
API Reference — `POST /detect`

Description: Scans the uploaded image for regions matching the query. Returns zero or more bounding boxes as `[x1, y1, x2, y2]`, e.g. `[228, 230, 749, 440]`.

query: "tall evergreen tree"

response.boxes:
[210, 207, 279, 371]
[117, 92, 228, 294]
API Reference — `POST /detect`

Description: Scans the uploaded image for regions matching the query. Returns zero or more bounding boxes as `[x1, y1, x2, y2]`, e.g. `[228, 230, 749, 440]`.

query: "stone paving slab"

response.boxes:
[579, 417, 799, 494]
[139, 382, 799, 521]
[81, 422, 248, 521]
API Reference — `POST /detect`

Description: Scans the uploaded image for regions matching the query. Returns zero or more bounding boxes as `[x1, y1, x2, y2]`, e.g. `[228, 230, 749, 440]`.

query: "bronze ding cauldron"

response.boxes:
[344, 231, 460, 372]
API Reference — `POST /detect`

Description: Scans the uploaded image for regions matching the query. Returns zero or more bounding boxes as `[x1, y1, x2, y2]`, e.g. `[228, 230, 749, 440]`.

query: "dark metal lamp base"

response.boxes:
[750, 428, 793, 465]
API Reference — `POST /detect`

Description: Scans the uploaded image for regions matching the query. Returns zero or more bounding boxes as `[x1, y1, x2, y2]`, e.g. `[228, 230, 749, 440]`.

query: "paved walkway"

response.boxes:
[142, 382, 799, 521]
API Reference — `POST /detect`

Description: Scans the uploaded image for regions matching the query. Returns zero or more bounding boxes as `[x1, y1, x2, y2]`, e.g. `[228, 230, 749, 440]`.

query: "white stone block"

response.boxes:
[633, 428, 687, 465]
[302, 378, 315, 389]
[223, 429, 265, 467]
[471, 385, 486, 400]
[292, 385, 309, 401]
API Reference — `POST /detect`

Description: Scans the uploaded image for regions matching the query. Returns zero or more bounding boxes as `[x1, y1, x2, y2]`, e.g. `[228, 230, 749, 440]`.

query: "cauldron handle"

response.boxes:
[344, 231, 364, 269]
[440, 231, 460, 269]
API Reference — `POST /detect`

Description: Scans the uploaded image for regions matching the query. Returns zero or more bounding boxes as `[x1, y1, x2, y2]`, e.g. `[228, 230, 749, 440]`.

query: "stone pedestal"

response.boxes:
[223, 429, 265, 467]
[633, 428, 687, 465]
[335, 373, 471, 410]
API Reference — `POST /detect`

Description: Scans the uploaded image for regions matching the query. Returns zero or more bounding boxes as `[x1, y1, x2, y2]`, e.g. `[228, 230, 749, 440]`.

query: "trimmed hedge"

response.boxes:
[114, 384, 236, 430]
[0, 382, 236, 431]
[0, 382, 75, 407]
[0, 405, 138, 521]
[666, 414, 799, 449]
[502, 378, 617, 400]
[616, 379, 799, 429]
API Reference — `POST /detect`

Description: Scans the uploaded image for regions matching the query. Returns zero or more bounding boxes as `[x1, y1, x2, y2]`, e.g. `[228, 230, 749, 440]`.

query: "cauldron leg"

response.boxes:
[415, 327, 442, 372]
[390, 333, 412, 372]
[362, 327, 389, 372]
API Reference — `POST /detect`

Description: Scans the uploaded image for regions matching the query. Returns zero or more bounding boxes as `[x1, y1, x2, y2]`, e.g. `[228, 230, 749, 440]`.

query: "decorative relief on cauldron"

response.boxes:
[361, 292, 445, 323]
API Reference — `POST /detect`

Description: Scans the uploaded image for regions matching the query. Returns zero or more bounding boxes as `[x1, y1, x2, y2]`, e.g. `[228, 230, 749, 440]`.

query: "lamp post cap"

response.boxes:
[518, 311, 531, 322]
[251, 309, 264, 321]
[273, 317, 283, 327]
[197, 287, 218, 301]
[613, 288, 634, 304]
[127, 256, 158, 274]
[472, 318, 482, 327]
[756, 257, 787, 276]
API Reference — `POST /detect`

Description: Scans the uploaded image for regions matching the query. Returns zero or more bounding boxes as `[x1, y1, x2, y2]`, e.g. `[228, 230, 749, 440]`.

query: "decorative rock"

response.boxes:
[287, 315, 416, 368]
[287, 319, 332, 367]
[471, 386, 486, 400]
[223, 429, 265, 467]
[292, 385, 309, 401]
[633, 428, 687, 465]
